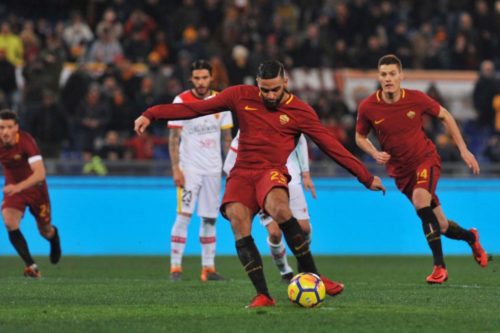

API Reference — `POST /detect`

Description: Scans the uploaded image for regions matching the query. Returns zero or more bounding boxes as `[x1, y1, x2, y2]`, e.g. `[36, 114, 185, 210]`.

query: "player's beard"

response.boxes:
[194, 85, 209, 98]
[263, 91, 285, 111]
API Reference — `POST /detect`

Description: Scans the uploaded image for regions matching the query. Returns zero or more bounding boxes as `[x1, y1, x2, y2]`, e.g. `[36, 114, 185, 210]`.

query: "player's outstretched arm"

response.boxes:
[438, 107, 480, 175]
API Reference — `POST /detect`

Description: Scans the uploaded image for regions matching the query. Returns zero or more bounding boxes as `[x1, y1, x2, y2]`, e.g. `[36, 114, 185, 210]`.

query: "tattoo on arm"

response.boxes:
[169, 128, 181, 169]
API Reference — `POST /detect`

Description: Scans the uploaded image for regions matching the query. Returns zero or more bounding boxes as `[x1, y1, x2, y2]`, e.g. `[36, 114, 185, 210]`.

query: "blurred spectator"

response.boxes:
[473, 60, 498, 130]
[96, 8, 123, 42]
[150, 30, 175, 65]
[74, 84, 111, 153]
[99, 130, 126, 161]
[0, 48, 17, 108]
[87, 27, 123, 64]
[209, 55, 229, 91]
[106, 87, 136, 137]
[201, 0, 224, 35]
[171, 0, 201, 40]
[60, 65, 92, 120]
[19, 20, 40, 63]
[358, 35, 386, 69]
[297, 23, 328, 67]
[124, 9, 156, 42]
[28, 89, 69, 158]
[124, 131, 167, 160]
[226, 44, 252, 85]
[63, 12, 94, 61]
[0, 22, 23, 65]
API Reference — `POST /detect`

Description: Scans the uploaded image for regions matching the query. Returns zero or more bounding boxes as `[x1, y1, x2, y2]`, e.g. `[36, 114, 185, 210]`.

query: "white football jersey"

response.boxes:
[224, 132, 309, 185]
[168, 90, 233, 175]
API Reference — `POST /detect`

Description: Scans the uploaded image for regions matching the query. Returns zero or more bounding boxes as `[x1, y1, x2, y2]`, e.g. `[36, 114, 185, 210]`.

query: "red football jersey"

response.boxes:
[356, 89, 441, 177]
[144, 85, 374, 187]
[0, 131, 43, 185]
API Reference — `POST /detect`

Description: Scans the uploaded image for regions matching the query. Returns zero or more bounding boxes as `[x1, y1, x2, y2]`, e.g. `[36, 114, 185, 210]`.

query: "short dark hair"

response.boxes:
[378, 54, 403, 71]
[191, 59, 212, 75]
[0, 109, 18, 123]
[257, 60, 285, 79]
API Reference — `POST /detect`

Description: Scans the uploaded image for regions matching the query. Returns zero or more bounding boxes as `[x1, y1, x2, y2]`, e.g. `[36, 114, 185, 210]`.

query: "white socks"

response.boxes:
[268, 237, 293, 276]
[170, 214, 191, 267]
[200, 218, 217, 267]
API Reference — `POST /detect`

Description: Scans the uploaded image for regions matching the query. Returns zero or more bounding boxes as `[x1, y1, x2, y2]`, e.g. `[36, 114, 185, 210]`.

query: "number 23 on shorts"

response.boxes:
[270, 170, 287, 185]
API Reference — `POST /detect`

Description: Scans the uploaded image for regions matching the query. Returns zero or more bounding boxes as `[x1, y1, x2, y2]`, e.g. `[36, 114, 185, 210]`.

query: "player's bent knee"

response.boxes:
[267, 202, 292, 223]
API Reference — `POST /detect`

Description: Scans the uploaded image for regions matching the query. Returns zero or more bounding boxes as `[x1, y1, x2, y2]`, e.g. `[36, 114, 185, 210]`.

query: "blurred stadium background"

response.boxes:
[0, 0, 499, 256]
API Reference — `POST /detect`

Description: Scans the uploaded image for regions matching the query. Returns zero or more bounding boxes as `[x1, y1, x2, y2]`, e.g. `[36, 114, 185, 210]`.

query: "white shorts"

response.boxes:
[259, 182, 310, 226]
[177, 172, 221, 218]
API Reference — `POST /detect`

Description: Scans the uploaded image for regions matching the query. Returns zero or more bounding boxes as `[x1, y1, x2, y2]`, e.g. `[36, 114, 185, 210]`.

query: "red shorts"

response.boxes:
[394, 156, 441, 208]
[2, 182, 52, 228]
[221, 167, 290, 218]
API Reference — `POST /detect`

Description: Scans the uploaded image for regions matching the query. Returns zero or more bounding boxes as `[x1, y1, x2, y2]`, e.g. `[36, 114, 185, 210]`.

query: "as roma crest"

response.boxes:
[406, 111, 416, 119]
[279, 114, 290, 125]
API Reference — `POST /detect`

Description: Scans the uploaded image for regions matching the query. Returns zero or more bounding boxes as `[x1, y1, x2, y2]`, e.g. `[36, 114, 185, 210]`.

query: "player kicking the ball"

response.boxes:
[135, 60, 385, 307]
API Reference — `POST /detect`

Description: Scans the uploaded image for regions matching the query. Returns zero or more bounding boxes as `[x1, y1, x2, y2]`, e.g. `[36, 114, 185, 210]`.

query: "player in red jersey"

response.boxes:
[135, 60, 385, 307]
[356, 54, 488, 284]
[0, 109, 61, 278]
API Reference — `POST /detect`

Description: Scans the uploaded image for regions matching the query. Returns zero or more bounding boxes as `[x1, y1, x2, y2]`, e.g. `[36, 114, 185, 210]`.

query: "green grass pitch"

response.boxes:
[0, 256, 498, 333]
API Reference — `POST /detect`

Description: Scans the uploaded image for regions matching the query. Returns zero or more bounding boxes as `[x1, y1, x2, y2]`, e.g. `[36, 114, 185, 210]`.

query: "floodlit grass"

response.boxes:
[0, 256, 498, 333]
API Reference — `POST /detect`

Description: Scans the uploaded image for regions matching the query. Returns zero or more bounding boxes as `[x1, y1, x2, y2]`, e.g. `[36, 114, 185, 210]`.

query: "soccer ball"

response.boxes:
[287, 272, 326, 308]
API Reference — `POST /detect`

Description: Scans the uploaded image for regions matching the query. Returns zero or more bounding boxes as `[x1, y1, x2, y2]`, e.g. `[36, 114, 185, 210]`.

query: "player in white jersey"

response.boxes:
[223, 132, 316, 282]
[168, 60, 233, 282]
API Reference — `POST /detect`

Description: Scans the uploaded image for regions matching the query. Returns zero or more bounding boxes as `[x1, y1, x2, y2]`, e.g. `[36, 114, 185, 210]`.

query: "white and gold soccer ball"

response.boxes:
[287, 272, 326, 308]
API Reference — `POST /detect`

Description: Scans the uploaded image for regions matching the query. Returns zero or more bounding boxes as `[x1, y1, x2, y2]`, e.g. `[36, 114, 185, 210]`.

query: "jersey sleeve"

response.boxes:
[143, 87, 237, 121]
[356, 102, 371, 136]
[295, 134, 309, 173]
[23, 134, 42, 163]
[299, 106, 374, 188]
[167, 95, 184, 128]
[220, 111, 233, 130]
[416, 90, 441, 117]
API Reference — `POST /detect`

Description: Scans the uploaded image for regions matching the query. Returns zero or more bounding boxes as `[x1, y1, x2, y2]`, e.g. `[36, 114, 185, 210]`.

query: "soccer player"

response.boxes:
[167, 60, 233, 282]
[355, 54, 488, 284]
[135, 60, 385, 307]
[223, 132, 314, 283]
[0, 109, 61, 278]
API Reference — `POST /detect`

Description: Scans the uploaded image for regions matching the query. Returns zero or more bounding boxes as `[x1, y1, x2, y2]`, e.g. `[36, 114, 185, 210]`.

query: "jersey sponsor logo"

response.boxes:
[407, 110, 416, 119]
[244, 105, 258, 111]
[374, 118, 385, 125]
[279, 114, 290, 125]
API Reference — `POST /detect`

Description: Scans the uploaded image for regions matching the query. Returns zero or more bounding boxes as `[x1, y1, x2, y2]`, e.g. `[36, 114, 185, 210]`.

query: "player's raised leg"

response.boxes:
[433, 206, 489, 267]
[3, 207, 40, 278]
[225, 202, 275, 308]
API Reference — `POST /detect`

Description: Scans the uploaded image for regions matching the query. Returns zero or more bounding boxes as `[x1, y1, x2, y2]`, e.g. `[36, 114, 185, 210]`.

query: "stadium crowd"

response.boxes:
[0, 0, 499, 167]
